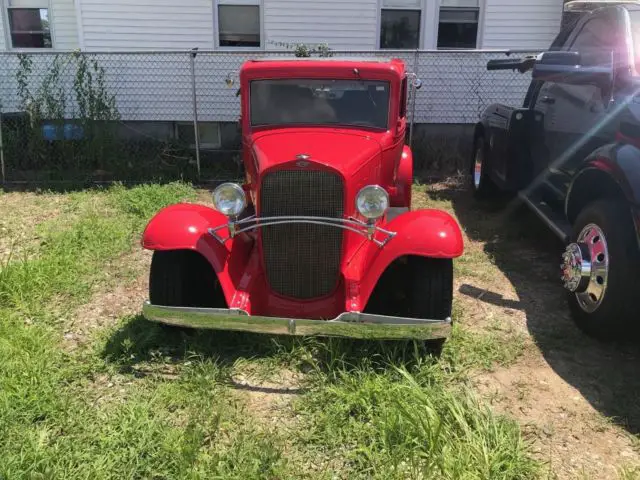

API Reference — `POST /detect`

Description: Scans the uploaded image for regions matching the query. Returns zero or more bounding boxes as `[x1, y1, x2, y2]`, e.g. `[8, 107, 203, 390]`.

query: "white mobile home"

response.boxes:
[1, 0, 564, 52]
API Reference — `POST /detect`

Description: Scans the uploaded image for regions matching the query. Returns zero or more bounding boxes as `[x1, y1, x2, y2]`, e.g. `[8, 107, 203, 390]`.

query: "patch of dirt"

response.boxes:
[474, 359, 638, 479]
[231, 368, 304, 428]
[424, 183, 640, 479]
[63, 248, 152, 351]
[0, 192, 68, 263]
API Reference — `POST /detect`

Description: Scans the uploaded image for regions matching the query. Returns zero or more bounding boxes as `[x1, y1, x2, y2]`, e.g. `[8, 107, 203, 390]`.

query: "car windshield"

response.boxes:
[250, 79, 390, 129]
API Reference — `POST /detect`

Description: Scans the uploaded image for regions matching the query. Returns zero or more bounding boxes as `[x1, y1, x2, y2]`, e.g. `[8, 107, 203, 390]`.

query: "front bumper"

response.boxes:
[142, 302, 451, 341]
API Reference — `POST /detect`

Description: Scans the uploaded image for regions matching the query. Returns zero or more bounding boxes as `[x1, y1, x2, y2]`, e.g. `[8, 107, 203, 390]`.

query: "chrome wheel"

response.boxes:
[473, 145, 483, 189]
[562, 223, 609, 313]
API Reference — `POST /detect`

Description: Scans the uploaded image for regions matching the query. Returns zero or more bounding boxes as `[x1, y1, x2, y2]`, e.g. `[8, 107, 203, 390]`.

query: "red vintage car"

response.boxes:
[141, 57, 464, 341]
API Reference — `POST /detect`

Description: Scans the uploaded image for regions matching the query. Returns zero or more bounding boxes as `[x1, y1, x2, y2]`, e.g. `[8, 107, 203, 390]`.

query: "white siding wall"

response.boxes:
[78, 0, 215, 50]
[481, 0, 564, 50]
[51, 0, 80, 49]
[264, 0, 379, 50]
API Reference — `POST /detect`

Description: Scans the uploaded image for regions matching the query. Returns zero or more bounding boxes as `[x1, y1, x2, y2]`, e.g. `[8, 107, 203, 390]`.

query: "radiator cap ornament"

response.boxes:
[296, 153, 311, 167]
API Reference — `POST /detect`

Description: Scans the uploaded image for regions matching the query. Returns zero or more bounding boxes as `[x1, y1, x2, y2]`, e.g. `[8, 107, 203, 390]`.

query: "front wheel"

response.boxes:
[409, 258, 454, 356]
[562, 200, 640, 340]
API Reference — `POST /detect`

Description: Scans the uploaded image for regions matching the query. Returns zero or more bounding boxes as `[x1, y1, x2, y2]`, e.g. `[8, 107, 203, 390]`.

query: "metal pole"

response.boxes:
[409, 49, 420, 149]
[0, 108, 5, 184]
[190, 48, 201, 179]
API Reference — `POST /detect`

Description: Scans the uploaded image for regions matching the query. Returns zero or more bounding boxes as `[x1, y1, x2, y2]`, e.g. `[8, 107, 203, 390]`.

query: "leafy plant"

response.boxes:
[12, 52, 120, 173]
[269, 41, 334, 57]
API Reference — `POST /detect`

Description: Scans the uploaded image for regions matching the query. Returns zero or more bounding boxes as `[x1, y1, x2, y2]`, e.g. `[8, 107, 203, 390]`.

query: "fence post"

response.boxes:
[189, 48, 201, 179]
[0, 107, 5, 184]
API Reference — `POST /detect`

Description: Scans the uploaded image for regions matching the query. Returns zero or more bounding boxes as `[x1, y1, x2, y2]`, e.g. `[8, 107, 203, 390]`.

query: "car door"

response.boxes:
[531, 11, 622, 196]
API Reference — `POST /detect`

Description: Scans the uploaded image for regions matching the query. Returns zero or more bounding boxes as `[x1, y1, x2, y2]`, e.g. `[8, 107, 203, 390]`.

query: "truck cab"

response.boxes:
[472, 3, 640, 340]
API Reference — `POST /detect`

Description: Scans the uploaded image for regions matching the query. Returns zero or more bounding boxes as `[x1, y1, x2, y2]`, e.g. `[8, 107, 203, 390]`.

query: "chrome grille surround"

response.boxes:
[260, 169, 344, 299]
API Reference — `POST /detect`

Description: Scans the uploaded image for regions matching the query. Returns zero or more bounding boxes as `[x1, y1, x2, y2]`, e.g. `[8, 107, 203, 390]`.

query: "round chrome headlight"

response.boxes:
[356, 185, 389, 220]
[213, 183, 246, 217]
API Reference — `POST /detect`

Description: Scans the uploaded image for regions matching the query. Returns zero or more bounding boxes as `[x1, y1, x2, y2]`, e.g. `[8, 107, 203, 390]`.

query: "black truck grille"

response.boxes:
[260, 169, 344, 299]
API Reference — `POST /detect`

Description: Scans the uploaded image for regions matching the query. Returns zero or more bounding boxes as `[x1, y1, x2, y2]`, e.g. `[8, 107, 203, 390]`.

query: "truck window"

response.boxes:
[569, 16, 619, 66]
[629, 11, 640, 72]
[250, 79, 390, 130]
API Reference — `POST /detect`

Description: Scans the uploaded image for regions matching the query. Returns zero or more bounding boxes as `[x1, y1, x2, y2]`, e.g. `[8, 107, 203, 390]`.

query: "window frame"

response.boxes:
[3, 0, 54, 50]
[435, 1, 483, 50]
[175, 121, 222, 150]
[214, 0, 263, 51]
[377, 0, 426, 49]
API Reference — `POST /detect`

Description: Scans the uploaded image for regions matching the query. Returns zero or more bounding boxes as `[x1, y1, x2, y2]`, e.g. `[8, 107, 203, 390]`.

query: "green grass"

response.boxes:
[0, 183, 541, 479]
[293, 366, 537, 479]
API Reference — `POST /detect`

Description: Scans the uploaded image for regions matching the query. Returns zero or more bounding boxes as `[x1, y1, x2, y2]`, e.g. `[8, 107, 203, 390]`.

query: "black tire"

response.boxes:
[470, 136, 500, 199]
[150, 250, 223, 308]
[568, 200, 640, 340]
[409, 257, 454, 320]
[409, 258, 454, 356]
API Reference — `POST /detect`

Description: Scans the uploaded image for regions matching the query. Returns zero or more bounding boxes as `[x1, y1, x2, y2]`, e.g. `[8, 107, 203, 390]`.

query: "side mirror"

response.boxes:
[532, 51, 612, 88]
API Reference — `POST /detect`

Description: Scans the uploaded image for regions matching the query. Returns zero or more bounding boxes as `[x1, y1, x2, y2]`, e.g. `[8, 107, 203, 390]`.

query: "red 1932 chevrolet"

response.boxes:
[141, 57, 464, 342]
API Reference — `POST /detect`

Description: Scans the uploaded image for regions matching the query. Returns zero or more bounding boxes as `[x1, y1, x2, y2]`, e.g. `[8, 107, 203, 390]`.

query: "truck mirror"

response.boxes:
[532, 51, 612, 89]
[414, 78, 422, 90]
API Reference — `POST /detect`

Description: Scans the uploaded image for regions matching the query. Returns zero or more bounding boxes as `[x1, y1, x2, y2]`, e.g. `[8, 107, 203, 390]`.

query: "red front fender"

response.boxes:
[142, 203, 253, 307]
[346, 209, 464, 310]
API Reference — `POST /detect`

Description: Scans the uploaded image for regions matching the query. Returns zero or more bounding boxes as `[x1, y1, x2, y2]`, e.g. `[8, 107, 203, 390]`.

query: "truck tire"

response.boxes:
[470, 136, 500, 199]
[150, 250, 222, 308]
[409, 258, 453, 355]
[564, 200, 640, 340]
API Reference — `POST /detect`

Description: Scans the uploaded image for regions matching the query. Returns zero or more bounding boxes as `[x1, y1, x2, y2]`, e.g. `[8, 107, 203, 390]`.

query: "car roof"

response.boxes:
[248, 56, 396, 63]
[240, 57, 407, 80]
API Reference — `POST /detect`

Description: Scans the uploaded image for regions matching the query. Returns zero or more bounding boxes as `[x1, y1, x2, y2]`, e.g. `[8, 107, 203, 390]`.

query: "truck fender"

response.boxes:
[355, 209, 464, 309]
[566, 144, 640, 223]
[392, 146, 413, 207]
[142, 203, 253, 305]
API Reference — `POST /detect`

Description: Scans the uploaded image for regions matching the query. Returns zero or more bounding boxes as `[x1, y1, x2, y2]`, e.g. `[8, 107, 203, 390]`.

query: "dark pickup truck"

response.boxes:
[471, 2, 640, 341]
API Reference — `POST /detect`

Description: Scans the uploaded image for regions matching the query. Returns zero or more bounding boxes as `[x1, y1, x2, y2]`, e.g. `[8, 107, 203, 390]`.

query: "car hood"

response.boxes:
[251, 129, 383, 179]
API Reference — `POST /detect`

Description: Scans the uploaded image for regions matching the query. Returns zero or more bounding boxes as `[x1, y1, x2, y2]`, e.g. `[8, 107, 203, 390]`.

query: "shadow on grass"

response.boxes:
[102, 315, 442, 380]
[431, 184, 640, 435]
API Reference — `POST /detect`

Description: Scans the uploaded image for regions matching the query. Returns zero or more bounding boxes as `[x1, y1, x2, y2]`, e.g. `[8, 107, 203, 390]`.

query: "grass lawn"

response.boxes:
[0, 182, 638, 479]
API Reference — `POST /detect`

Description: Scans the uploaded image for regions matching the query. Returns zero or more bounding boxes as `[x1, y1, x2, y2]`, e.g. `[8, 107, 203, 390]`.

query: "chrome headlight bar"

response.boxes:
[209, 215, 396, 248]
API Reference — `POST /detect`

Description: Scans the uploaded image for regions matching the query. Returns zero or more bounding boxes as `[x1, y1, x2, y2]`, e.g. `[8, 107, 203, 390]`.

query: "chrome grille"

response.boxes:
[260, 169, 344, 299]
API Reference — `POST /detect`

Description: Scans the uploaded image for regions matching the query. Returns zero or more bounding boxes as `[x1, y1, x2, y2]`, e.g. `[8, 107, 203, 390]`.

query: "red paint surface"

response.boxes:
[142, 58, 464, 319]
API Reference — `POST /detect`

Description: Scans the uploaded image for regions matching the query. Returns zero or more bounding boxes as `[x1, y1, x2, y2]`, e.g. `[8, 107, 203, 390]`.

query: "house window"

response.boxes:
[437, 0, 480, 49]
[6, 1, 52, 49]
[217, 3, 261, 48]
[176, 122, 221, 149]
[380, 9, 421, 49]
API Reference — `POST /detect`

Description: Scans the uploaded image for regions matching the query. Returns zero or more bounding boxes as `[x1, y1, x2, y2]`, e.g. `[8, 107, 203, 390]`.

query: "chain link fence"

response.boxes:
[0, 49, 537, 184]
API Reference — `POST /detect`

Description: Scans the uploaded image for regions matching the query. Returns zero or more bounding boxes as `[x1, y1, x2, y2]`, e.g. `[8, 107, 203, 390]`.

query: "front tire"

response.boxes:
[409, 257, 453, 321]
[564, 200, 640, 340]
[150, 250, 223, 308]
[409, 258, 454, 356]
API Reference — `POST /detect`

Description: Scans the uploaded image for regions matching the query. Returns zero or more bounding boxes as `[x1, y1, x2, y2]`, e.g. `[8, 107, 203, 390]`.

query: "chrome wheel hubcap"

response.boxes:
[473, 146, 483, 189]
[561, 224, 609, 313]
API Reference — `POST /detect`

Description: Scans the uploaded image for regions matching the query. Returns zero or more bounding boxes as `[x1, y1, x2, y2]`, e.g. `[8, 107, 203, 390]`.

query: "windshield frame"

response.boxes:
[249, 78, 392, 131]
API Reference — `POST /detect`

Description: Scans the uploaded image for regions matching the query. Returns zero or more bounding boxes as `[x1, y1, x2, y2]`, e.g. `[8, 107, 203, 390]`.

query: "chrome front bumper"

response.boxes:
[142, 302, 451, 340]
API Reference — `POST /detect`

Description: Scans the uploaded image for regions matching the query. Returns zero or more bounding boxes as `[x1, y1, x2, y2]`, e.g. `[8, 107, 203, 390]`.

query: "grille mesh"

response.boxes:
[260, 170, 344, 299]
